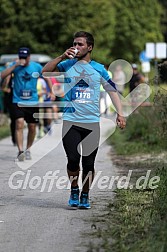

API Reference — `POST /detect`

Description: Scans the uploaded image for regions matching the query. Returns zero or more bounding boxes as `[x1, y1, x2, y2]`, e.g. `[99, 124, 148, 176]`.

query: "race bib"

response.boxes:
[20, 89, 32, 99]
[71, 86, 94, 103]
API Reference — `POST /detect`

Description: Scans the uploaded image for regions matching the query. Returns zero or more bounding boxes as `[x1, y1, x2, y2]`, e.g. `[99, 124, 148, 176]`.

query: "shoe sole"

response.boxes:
[68, 204, 79, 208]
[17, 158, 24, 162]
[25, 151, 32, 160]
[17, 154, 25, 162]
[68, 202, 79, 207]
[78, 205, 91, 209]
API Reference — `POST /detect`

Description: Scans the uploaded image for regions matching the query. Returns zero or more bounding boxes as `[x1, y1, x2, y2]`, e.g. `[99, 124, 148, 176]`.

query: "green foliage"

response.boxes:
[109, 89, 167, 155]
[0, 0, 116, 64]
[154, 88, 167, 137]
[0, 124, 10, 140]
[111, 0, 163, 61]
[86, 162, 167, 252]
[158, 0, 167, 39]
[125, 108, 161, 145]
[0, 0, 164, 64]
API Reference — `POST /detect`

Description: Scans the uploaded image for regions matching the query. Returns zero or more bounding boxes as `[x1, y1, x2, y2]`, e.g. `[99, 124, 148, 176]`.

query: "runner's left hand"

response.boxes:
[116, 115, 126, 129]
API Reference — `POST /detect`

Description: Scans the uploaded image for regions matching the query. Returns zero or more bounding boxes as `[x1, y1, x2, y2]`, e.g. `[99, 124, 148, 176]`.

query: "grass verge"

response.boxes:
[107, 106, 166, 155]
[0, 124, 10, 140]
[86, 161, 167, 252]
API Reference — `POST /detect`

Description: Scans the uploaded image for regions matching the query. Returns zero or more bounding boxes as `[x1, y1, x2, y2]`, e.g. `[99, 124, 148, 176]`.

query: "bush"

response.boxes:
[154, 89, 167, 139]
[0, 124, 10, 140]
[125, 107, 160, 145]
[108, 87, 167, 154]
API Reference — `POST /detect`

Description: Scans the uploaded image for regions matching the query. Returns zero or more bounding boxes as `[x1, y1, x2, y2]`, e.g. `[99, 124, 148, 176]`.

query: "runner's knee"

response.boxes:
[82, 164, 95, 175]
[67, 158, 80, 172]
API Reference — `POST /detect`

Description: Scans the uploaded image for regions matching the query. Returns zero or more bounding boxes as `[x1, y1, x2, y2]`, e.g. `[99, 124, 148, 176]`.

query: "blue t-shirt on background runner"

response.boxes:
[12, 61, 42, 104]
[57, 59, 116, 123]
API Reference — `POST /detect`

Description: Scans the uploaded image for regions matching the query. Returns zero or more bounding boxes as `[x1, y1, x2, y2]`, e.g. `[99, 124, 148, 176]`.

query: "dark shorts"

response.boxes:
[11, 103, 39, 124]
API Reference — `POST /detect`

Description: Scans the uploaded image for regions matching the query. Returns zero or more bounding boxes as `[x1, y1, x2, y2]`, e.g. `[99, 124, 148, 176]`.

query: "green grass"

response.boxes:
[0, 124, 10, 140]
[108, 127, 163, 155]
[108, 104, 167, 155]
[109, 165, 167, 252]
[86, 162, 167, 252]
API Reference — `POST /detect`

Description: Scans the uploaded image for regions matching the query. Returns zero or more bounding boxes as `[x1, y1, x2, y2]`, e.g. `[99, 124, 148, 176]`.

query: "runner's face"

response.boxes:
[73, 37, 92, 58]
[25, 56, 30, 65]
[21, 56, 30, 66]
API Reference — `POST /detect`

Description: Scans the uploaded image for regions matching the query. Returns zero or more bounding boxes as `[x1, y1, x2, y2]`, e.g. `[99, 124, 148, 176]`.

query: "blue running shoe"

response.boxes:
[79, 193, 91, 209]
[68, 188, 79, 207]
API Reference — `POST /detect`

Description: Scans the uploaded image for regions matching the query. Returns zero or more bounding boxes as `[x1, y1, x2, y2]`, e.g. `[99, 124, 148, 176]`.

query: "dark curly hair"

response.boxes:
[73, 31, 94, 49]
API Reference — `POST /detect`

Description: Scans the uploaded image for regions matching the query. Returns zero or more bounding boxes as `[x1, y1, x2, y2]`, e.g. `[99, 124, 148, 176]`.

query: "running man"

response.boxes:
[42, 31, 126, 209]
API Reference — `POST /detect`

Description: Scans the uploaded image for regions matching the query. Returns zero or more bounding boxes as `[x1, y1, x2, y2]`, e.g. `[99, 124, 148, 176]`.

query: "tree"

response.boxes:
[111, 0, 163, 62]
[0, 0, 164, 65]
[0, 0, 116, 64]
[158, 0, 167, 42]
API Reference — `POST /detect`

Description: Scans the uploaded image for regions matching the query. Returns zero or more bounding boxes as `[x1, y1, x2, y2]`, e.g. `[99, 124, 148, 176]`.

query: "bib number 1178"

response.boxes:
[75, 91, 91, 99]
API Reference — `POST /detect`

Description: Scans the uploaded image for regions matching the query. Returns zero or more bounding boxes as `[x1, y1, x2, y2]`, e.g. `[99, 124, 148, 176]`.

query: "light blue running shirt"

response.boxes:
[12, 61, 42, 104]
[57, 59, 116, 123]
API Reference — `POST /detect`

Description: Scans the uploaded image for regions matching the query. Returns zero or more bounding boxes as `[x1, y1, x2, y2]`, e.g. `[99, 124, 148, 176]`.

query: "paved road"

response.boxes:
[0, 116, 117, 252]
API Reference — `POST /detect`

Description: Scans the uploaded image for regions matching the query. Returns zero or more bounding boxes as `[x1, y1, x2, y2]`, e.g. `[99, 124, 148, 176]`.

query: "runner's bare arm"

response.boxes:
[42, 47, 78, 74]
[0, 61, 19, 80]
[44, 77, 55, 101]
[42, 56, 65, 73]
[108, 91, 126, 129]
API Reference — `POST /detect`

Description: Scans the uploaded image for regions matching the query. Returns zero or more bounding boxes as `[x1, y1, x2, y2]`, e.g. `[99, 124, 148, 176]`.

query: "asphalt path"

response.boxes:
[0, 115, 117, 252]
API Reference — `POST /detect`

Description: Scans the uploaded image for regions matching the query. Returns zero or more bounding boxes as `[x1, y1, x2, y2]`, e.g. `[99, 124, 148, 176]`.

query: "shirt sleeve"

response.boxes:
[101, 66, 117, 92]
[57, 60, 68, 72]
[57, 59, 77, 73]
[57, 62, 64, 72]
